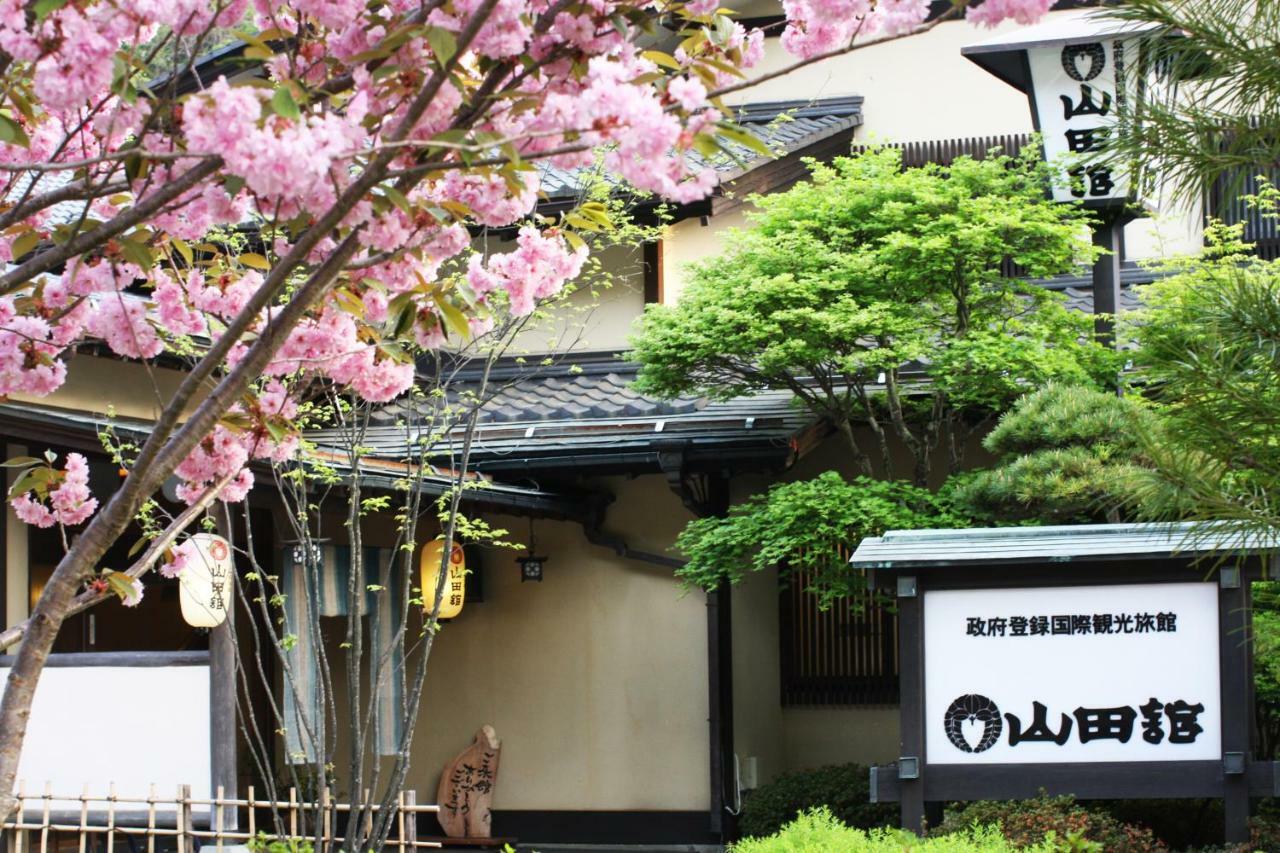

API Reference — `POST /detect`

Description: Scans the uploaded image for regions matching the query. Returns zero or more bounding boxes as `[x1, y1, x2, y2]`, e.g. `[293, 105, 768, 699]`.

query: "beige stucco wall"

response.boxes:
[723, 16, 1037, 138]
[508, 241, 649, 354]
[337, 473, 714, 812]
[661, 208, 750, 307]
[5, 444, 29, 626]
[9, 352, 194, 422]
[730, 565, 784, 787]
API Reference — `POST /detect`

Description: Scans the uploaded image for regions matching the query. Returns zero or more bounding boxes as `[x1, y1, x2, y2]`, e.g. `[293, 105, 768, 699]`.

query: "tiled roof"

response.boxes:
[314, 273, 1150, 469]
[0, 400, 589, 516]
[473, 370, 701, 422]
[317, 355, 812, 470]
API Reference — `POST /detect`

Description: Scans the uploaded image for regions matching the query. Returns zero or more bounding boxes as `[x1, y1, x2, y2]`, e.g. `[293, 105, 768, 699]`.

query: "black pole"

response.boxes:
[704, 475, 735, 843]
[1091, 212, 1125, 347]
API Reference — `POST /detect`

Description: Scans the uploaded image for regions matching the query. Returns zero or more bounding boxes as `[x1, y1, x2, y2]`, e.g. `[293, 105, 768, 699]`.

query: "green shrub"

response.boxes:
[247, 834, 313, 853]
[937, 794, 1164, 852]
[1095, 798, 1224, 849]
[953, 383, 1154, 524]
[738, 763, 896, 839]
[731, 807, 1064, 852]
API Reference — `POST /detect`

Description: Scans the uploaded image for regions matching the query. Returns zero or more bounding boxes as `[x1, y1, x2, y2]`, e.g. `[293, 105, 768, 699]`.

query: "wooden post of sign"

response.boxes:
[1219, 566, 1251, 844]
[897, 576, 926, 835]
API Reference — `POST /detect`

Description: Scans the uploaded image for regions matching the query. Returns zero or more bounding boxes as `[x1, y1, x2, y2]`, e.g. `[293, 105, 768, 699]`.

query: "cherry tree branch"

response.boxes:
[709, 7, 960, 101]
[0, 157, 223, 296]
[0, 471, 235, 652]
[0, 179, 130, 232]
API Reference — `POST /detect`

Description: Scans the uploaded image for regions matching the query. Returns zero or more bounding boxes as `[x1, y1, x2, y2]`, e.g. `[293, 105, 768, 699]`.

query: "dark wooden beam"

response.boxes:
[643, 241, 663, 305]
[712, 127, 860, 218]
[1220, 570, 1251, 843]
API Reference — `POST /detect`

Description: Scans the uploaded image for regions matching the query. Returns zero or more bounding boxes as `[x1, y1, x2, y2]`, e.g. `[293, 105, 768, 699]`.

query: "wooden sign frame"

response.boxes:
[867, 557, 1272, 845]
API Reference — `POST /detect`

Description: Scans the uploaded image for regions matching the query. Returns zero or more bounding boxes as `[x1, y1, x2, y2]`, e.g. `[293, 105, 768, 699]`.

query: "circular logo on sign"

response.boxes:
[1061, 42, 1106, 82]
[944, 694, 1003, 753]
[209, 539, 229, 560]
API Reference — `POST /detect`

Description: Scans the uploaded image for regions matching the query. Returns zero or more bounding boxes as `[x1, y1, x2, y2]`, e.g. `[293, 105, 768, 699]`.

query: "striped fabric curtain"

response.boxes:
[280, 545, 407, 763]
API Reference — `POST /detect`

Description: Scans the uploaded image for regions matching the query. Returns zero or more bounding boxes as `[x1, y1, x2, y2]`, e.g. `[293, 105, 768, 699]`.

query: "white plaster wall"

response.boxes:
[723, 16, 1038, 139]
[399, 474, 712, 811]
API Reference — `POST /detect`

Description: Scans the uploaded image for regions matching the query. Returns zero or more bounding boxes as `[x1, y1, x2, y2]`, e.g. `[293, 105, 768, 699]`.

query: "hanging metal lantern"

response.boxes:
[421, 538, 466, 619]
[179, 533, 232, 628]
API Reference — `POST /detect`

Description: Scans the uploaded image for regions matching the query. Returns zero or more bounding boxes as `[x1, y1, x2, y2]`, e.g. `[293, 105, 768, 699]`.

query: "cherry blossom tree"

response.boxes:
[0, 0, 1057, 824]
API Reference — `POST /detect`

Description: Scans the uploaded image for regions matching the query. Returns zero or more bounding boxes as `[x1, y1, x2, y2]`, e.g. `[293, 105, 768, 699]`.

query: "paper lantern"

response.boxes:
[179, 533, 232, 628]
[421, 539, 465, 618]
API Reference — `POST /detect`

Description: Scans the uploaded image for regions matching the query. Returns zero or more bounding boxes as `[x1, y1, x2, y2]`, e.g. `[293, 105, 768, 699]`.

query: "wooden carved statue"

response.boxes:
[436, 725, 502, 838]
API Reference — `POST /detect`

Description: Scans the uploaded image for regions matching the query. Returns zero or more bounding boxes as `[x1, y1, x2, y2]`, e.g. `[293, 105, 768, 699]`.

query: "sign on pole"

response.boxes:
[925, 583, 1220, 765]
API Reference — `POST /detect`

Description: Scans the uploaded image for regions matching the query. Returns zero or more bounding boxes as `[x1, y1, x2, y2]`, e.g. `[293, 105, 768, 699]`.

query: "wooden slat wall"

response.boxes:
[1207, 168, 1280, 261]
[853, 133, 1032, 169]
[779, 552, 899, 707]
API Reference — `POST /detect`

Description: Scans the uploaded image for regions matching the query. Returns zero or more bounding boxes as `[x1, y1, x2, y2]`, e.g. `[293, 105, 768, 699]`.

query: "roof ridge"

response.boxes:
[733, 96, 865, 123]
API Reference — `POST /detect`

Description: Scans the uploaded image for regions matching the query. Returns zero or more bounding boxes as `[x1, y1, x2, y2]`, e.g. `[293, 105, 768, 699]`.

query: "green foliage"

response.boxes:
[937, 795, 1165, 853]
[955, 384, 1156, 524]
[1104, 0, 1280, 207]
[737, 763, 895, 839]
[247, 834, 313, 853]
[674, 472, 967, 604]
[1253, 584, 1280, 762]
[1121, 246, 1280, 532]
[732, 807, 1059, 852]
[632, 145, 1117, 485]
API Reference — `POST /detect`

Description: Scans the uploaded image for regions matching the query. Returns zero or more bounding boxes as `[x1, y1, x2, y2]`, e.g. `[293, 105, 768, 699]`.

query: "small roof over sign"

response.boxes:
[961, 9, 1161, 92]
[849, 521, 1276, 570]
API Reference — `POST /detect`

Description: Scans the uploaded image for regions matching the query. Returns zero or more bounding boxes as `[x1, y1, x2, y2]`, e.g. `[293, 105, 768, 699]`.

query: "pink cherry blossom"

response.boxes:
[967, 0, 1056, 27]
[121, 577, 145, 607]
[10, 453, 98, 528]
[161, 540, 197, 579]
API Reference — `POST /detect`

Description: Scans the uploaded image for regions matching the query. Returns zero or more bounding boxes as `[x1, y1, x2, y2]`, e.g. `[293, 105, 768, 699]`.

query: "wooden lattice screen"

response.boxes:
[1207, 168, 1280, 261]
[779, 553, 899, 707]
[853, 133, 1032, 169]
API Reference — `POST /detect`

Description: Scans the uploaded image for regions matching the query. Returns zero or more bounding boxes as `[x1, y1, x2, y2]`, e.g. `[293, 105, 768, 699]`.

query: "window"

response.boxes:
[779, 565, 899, 706]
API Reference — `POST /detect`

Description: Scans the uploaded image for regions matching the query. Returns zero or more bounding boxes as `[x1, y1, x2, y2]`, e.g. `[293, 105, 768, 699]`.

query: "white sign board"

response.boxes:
[925, 582, 1220, 765]
[1, 661, 212, 812]
[1028, 39, 1136, 203]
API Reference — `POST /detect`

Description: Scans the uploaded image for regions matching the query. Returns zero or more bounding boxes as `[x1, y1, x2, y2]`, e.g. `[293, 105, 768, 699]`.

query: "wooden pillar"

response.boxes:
[1219, 565, 1251, 844]
[211, 511, 238, 830]
[897, 575, 925, 834]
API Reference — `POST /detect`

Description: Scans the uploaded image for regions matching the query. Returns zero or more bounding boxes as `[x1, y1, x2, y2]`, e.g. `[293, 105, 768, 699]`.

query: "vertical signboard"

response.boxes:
[1027, 39, 1135, 203]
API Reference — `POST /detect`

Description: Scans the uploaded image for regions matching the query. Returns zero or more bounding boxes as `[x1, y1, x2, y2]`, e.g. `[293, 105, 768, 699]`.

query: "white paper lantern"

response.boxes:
[179, 533, 232, 628]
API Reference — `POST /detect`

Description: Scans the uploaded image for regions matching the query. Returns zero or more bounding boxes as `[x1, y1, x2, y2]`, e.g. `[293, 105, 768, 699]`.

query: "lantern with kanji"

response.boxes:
[421, 538, 466, 619]
[179, 533, 232, 628]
